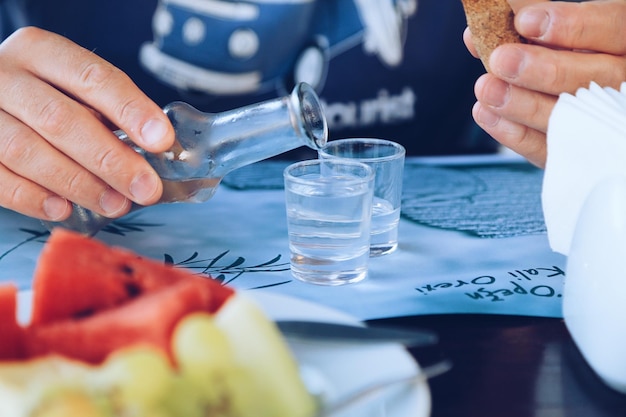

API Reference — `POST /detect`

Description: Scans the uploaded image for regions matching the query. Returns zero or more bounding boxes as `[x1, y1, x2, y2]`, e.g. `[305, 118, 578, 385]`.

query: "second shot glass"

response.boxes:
[319, 138, 406, 256]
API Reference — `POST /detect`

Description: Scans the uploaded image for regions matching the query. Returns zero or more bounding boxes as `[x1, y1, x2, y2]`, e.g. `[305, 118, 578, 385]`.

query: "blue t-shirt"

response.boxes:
[2, 0, 496, 157]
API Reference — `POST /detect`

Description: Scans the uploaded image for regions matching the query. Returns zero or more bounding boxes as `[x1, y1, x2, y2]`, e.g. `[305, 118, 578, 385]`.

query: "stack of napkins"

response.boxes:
[543, 81, 626, 394]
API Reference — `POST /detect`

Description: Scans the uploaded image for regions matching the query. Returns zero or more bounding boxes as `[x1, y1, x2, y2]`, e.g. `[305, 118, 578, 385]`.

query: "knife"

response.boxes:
[275, 320, 438, 347]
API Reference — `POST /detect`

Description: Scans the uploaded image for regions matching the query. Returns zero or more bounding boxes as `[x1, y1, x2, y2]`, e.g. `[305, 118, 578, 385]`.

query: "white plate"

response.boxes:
[17, 290, 430, 417]
[252, 290, 431, 417]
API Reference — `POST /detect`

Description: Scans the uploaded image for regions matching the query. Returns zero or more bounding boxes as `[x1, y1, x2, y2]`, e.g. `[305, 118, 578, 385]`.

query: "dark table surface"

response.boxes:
[367, 315, 626, 417]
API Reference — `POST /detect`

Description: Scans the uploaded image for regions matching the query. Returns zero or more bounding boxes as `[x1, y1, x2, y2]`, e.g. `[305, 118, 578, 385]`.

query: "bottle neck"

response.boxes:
[204, 83, 328, 177]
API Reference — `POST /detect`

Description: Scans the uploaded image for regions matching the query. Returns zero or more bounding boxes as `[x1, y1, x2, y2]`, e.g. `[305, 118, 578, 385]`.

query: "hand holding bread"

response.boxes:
[464, 0, 626, 169]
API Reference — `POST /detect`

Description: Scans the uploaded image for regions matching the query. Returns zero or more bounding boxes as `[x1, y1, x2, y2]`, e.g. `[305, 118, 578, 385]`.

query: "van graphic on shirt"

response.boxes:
[139, 0, 416, 96]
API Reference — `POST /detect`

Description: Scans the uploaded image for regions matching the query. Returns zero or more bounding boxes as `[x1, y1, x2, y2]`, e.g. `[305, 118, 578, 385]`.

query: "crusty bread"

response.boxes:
[460, 0, 525, 72]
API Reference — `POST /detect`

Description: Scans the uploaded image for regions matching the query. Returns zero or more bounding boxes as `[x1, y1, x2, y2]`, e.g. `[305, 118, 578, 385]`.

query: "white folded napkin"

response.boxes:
[543, 81, 626, 255]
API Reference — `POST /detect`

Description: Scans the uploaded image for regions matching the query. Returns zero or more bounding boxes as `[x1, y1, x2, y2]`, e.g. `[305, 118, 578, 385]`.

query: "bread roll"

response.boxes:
[461, 0, 525, 72]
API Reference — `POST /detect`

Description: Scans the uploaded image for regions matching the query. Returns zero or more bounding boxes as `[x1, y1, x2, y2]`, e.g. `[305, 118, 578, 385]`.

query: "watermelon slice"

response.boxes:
[30, 228, 232, 325]
[21, 228, 234, 364]
[0, 285, 23, 360]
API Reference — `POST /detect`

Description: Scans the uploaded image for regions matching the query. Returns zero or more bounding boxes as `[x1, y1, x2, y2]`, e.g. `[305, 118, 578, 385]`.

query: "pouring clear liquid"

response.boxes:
[42, 82, 327, 236]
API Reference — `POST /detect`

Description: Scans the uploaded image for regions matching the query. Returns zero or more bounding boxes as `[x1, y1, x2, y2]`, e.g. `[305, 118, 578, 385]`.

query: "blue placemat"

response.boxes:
[222, 159, 546, 238]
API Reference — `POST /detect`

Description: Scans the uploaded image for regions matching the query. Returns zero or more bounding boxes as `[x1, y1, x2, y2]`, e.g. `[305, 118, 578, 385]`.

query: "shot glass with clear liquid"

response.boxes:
[283, 159, 374, 286]
[319, 138, 405, 256]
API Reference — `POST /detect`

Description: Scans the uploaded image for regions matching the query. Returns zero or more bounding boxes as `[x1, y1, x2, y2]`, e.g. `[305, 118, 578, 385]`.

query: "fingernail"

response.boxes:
[491, 47, 525, 80]
[518, 9, 550, 39]
[475, 103, 501, 127]
[140, 118, 169, 148]
[130, 171, 159, 204]
[43, 196, 69, 221]
[482, 79, 511, 109]
[100, 188, 130, 216]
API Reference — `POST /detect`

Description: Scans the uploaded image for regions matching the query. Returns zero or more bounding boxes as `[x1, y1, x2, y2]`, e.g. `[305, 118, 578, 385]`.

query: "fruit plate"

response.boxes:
[252, 290, 431, 417]
[16, 290, 430, 417]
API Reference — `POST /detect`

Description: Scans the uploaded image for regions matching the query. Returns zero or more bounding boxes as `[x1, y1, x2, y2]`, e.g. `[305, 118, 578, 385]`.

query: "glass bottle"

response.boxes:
[42, 82, 327, 236]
